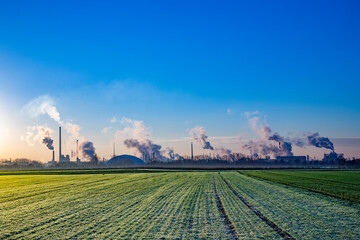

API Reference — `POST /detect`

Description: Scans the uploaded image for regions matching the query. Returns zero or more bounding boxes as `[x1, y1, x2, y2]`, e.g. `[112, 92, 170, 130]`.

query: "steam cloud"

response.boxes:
[80, 141, 97, 162]
[124, 138, 167, 162]
[243, 140, 287, 158]
[214, 147, 234, 161]
[21, 125, 54, 151]
[42, 137, 54, 150]
[23, 95, 97, 161]
[189, 126, 235, 161]
[119, 118, 182, 162]
[268, 132, 293, 156]
[307, 133, 334, 151]
[23, 95, 81, 139]
[242, 112, 335, 158]
[190, 127, 214, 150]
[166, 148, 183, 161]
[242, 113, 294, 157]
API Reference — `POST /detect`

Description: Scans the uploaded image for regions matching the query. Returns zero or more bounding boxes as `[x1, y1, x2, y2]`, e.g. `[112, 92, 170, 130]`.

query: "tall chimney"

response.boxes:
[191, 142, 193, 161]
[52, 150, 55, 162]
[76, 139, 79, 159]
[113, 142, 115, 158]
[59, 126, 62, 161]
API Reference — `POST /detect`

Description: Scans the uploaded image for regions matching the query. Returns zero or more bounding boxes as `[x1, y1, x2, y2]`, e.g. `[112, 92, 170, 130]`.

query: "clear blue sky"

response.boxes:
[0, 0, 359, 160]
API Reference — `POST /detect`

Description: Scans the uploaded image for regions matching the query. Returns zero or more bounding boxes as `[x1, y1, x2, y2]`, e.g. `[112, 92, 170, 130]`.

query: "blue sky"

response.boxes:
[0, 1, 359, 160]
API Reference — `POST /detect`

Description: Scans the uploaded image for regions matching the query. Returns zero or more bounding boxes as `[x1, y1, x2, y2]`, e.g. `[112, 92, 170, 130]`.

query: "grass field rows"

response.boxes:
[241, 170, 360, 203]
[0, 170, 359, 239]
[218, 173, 294, 240]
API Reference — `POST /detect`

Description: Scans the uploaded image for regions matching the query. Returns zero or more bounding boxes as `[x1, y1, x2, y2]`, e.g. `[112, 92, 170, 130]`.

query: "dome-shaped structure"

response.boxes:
[106, 154, 146, 166]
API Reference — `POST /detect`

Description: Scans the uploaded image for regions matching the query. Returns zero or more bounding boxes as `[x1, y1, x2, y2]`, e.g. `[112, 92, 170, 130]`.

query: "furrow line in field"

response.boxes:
[212, 175, 239, 240]
[247, 171, 360, 187]
[61, 175, 175, 238]
[1, 175, 161, 239]
[241, 171, 360, 203]
[219, 173, 295, 240]
[1, 174, 158, 204]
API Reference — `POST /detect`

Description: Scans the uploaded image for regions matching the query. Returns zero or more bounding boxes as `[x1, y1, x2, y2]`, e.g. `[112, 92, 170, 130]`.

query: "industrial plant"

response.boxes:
[1, 123, 359, 169]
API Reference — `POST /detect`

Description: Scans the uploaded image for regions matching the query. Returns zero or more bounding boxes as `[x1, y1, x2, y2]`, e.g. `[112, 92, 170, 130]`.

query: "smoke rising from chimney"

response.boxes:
[214, 147, 234, 161]
[268, 132, 293, 156]
[23, 95, 97, 161]
[80, 141, 97, 162]
[23, 95, 62, 123]
[190, 127, 214, 150]
[242, 111, 336, 158]
[166, 148, 183, 160]
[21, 125, 54, 150]
[23, 95, 82, 139]
[307, 133, 334, 151]
[42, 137, 54, 150]
[124, 138, 165, 162]
[189, 126, 235, 161]
[118, 118, 182, 162]
[242, 112, 294, 157]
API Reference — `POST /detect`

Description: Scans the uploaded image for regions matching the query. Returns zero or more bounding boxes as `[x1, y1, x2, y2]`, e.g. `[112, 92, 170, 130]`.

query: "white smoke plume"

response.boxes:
[80, 141, 97, 163]
[23, 95, 62, 124]
[118, 118, 182, 162]
[242, 112, 293, 157]
[189, 126, 235, 161]
[124, 138, 165, 162]
[22, 95, 96, 161]
[21, 125, 54, 150]
[166, 147, 183, 161]
[115, 117, 150, 141]
[22, 95, 82, 139]
[190, 126, 214, 150]
[243, 140, 288, 158]
[214, 147, 234, 161]
[243, 112, 336, 158]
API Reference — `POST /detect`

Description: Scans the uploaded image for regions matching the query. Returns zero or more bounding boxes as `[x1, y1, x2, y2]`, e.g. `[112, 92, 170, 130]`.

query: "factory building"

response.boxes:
[323, 151, 344, 164]
[276, 156, 307, 164]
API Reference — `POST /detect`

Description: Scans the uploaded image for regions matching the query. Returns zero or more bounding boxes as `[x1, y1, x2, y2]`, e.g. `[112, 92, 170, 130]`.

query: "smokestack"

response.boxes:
[191, 142, 193, 161]
[59, 126, 61, 161]
[113, 142, 115, 158]
[52, 150, 55, 162]
[76, 139, 79, 160]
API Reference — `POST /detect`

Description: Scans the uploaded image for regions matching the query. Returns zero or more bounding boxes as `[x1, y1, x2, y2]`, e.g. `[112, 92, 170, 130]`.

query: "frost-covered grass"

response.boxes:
[214, 174, 281, 239]
[1, 170, 359, 239]
[0, 172, 227, 239]
[222, 171, 360, 239]
[241, 170, 360, 203]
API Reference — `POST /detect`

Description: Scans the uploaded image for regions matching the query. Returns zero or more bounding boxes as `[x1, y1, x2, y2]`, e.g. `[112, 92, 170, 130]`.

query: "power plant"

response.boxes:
[37, 125, 354, 168]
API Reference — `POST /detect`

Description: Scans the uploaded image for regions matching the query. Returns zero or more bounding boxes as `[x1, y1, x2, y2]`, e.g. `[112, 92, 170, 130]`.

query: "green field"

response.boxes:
[241, 170, 360, 203]
[1, 170, 359, 239]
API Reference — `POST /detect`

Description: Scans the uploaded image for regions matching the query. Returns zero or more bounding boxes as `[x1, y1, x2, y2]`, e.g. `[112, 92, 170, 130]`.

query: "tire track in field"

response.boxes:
[212, 175, 239, 240]
[219, 173, 295, 240]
